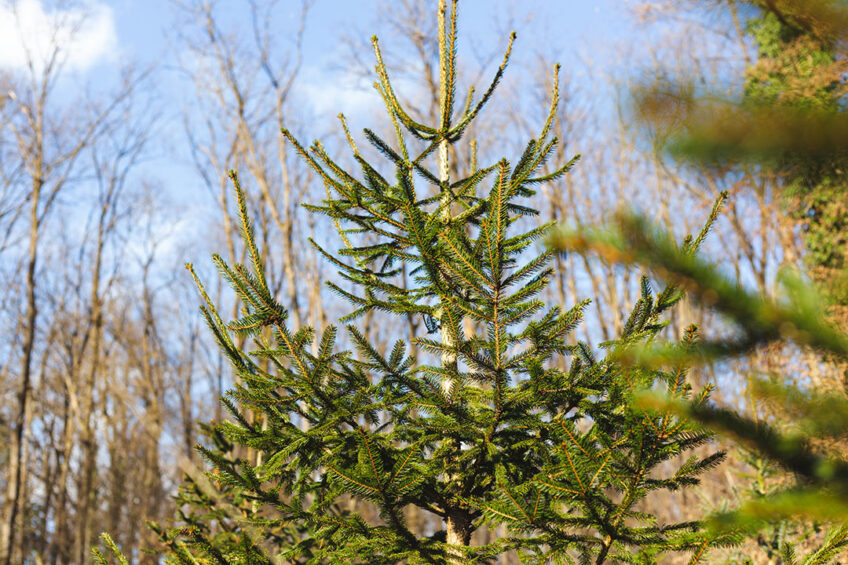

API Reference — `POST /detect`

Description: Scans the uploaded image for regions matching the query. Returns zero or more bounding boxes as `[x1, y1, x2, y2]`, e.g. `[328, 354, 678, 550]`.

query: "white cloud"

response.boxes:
[0, 0, 117, 72]
[296, 66, 382, 127]
[294, 64, 438, 137]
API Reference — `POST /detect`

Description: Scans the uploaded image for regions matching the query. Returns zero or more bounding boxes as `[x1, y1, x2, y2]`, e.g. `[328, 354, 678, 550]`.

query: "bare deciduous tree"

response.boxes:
[0, 3, 159, 562]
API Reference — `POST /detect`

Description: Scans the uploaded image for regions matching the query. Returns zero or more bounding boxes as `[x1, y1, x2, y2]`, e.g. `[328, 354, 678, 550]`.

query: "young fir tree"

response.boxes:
[135, 2, 728, 563]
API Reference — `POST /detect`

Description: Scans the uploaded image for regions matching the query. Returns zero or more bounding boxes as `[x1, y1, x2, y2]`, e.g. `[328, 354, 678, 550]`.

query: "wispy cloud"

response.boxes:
[295, 66, 382, 128]
[293, 63, 438, 138]
[0, 0, 117, 72]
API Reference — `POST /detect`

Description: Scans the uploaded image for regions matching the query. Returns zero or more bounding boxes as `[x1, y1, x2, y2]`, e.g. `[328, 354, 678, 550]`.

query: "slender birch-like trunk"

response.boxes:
[435, 0, 473, 556]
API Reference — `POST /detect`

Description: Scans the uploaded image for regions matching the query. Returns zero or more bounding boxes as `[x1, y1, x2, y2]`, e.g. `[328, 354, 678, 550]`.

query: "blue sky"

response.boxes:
[101, 1, 633, 210]
[109, 1, 631, 69]
[0, 0, 642, 271]
[107, 0, 633, 117]
[0, 0, 636, 149]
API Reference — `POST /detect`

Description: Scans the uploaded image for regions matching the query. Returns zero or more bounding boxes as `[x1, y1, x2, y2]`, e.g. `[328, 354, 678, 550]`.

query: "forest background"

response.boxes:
[0, 0, 843, 563]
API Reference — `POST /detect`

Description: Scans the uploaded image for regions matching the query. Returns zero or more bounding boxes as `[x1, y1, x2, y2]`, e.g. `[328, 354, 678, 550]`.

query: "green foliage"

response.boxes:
[147, 420, 320, 565]
[742, 1, 848, 42]
[744, 9, 848, 309]
[628, 3, 848, 562]
[91, 533, 129, 565]
[147, 2, 726, 563]
[553, 205, 848, 561]
[745, 12, 838, 108]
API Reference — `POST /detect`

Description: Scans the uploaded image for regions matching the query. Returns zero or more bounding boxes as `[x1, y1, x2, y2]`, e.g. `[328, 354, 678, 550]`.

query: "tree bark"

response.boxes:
[2, 174, 42, 565]
[434, 1, 470, 559]
[74, 219, 105, 564]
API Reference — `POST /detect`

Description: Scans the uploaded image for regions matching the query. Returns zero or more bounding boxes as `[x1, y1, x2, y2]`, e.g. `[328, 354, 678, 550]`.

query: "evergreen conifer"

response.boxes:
[112, 2, 730, 563]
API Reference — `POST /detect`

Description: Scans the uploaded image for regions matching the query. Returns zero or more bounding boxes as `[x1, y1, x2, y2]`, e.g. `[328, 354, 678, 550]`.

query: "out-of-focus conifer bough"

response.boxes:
[576, 0, 848, 552]
[99, 1, 730, 563]
[636, 0, 848, 320]
[552, 206, 848, 551]
[628, 0, 848, 508]
[631, 0, 848, 467]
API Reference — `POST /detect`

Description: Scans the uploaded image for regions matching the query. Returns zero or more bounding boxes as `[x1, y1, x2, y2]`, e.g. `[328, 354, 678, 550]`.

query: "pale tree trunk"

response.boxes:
[181, 329, 199, 460]
[74, 216, 106, 564]
[434, 1, 472, 558]
[437, 0, 456, 400]
[2, 171, 42, 565]
[50, 386, 76, 564]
